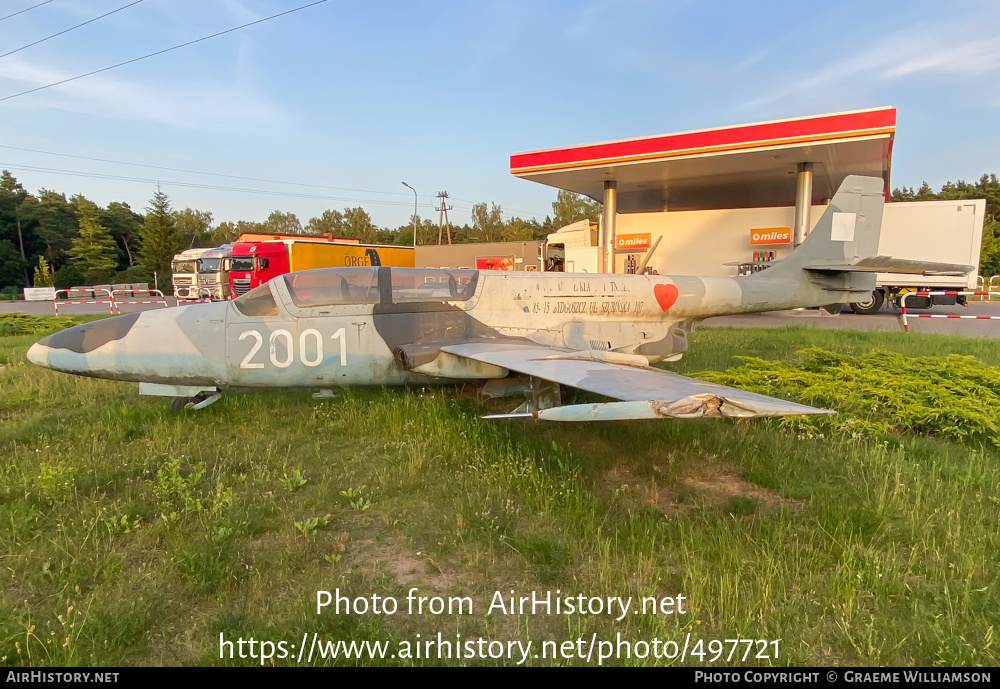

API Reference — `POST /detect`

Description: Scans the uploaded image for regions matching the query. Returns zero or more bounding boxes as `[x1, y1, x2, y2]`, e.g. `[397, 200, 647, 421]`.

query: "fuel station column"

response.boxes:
[602, 180, 617, 273]
[793, 162, 813, 246]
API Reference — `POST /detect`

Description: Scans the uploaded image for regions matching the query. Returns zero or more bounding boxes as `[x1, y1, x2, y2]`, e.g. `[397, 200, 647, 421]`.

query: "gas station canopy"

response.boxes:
[510, 107, 895, 212]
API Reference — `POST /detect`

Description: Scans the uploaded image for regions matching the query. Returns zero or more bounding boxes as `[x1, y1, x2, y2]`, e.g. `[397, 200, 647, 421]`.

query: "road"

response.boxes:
[703, 300, 1000, 337]
[1, 297, 182, 316]
[5, 297, 1000, 338]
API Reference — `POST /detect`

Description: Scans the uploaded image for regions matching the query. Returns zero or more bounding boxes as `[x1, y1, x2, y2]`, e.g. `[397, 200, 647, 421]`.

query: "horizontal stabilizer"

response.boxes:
[806, 256, 974, 276]
[485, 394, 834, 422]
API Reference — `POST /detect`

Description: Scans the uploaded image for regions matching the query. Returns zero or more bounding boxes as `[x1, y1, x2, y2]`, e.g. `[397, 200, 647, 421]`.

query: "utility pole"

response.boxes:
[435, 191, 453, 245]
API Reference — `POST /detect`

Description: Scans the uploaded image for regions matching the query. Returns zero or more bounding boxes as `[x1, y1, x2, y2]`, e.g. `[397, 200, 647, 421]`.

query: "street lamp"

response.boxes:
[402, 182, 417, 248]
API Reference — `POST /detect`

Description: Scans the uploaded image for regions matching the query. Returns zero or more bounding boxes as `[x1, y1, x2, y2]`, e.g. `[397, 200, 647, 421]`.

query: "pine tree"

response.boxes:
[33, 255, 54, 287]
[68, 206, 117, 285]
[137, 188, 177, 285]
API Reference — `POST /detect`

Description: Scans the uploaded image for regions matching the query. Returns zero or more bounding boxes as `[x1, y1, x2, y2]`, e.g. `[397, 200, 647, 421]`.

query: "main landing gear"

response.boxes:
[481, 375, 561, 414]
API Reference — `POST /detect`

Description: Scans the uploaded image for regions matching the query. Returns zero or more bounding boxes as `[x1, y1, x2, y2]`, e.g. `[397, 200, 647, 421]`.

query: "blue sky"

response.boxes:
[1, 0, 998, 228]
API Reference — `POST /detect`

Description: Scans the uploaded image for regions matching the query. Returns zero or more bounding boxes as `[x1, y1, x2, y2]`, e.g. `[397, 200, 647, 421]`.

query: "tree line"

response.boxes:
[0, 170, 601, 291]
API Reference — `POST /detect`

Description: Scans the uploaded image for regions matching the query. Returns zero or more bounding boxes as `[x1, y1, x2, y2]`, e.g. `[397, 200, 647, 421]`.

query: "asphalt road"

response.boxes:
[5, 297, 1000, 338]
[1, 297, 181, 316]
[703, 300, 1000, 337]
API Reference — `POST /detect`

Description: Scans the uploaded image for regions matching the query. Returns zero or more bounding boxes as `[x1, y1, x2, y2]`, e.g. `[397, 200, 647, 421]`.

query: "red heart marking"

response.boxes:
[653, 283, 679, 311]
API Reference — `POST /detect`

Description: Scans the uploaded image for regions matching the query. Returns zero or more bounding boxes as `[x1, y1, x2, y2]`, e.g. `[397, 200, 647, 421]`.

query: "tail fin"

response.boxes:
[762, 175, 885, 282]
[738, 175, 974, 311]
[761, 175, 974, 282]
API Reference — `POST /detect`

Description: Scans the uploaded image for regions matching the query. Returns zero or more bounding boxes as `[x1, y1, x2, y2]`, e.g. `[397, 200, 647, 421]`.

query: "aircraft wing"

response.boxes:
[439, 342, 832, 421]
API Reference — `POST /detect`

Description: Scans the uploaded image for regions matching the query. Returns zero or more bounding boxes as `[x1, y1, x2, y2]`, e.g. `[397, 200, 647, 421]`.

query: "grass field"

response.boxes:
[1, 316, 998, 666]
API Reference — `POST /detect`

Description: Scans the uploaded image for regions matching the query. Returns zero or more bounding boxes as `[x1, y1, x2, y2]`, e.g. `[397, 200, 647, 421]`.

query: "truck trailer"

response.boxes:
[229, 239, 414, 297]
[847, 199, 985, 313]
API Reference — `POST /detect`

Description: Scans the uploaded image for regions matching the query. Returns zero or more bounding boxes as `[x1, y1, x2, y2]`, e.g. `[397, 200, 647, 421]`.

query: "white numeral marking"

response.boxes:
[240, 327, 347, 369]
[269, 329, 294, 368]
[239, 330, 264, 369]
[300, 328, 323, 367]
[332, 328, 347, 367]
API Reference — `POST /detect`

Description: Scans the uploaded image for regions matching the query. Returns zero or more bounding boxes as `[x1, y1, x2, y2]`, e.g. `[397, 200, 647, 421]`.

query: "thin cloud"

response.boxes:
[218, 0, 261, 24]
[744, 18, 1000, 108]
[883, 38, 1000, 77]
[0, 54, 286, 132]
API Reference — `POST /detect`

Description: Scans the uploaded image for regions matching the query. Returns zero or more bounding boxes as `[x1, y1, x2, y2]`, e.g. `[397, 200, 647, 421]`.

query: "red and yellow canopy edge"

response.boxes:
[510, 108, 896, 174]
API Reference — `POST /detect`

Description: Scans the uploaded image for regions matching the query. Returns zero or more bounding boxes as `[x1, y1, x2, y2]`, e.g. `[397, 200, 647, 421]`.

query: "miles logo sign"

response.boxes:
[615, 233, 651, 251]
[749, 228, 791, 245]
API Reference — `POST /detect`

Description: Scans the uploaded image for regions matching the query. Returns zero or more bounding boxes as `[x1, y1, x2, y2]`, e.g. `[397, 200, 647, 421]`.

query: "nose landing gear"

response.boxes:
[170, 391, 222, 413]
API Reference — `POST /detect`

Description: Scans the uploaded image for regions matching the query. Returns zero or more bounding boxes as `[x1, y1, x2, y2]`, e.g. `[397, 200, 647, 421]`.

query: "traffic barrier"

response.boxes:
[177, 288, 214, 303]
[111, 288, 168, 309]
[900, 290, 1000, 332]
[53, 288, 116, 315]
[975, 276, 986, 299]
[988, 276, 1000, 300]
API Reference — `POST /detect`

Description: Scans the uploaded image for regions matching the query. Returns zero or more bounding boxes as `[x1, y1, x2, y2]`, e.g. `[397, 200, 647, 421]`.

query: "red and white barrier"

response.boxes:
[53, 288, 116, 315]
[111, 288, 168, 309]
[988, 276, 1000, 301]
[53, 288, 170, 314]
[900, 290, 1000, 332]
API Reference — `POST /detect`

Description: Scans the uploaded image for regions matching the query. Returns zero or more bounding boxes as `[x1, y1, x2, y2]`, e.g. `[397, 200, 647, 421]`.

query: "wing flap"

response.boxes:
[441, 342, 831, 419]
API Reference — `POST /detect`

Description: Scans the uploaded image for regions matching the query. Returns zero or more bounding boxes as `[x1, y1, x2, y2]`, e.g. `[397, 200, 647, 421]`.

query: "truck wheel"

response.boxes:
[850, 289, 884, 315]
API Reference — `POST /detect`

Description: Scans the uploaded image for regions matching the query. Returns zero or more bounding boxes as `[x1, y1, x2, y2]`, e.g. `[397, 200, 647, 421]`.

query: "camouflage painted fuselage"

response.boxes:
[25, 266, 865, 389]
[28, 175, 894, 398]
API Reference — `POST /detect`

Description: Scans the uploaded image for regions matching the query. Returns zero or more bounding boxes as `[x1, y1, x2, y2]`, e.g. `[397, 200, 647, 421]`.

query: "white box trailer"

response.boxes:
[848, 199, 985, 313]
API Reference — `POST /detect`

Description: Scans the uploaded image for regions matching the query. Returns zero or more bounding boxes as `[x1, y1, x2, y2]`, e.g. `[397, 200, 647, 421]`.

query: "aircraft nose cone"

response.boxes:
[26, 341, 48, 367]
[25, 314, 142, 374]
[24, 302, 229, 385]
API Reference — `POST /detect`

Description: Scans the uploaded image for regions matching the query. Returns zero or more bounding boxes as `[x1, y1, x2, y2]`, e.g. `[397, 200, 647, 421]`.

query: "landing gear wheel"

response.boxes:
[170, 396, 196, 414]
[169, 391, 220, 413]
[850, 289, 884, 315]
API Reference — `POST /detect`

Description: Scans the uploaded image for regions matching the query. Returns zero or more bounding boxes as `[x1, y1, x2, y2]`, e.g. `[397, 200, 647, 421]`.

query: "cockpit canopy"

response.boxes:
[284, 267, 379, 307]
[385, 268, 478, 303]
[232, 267, 480, 315]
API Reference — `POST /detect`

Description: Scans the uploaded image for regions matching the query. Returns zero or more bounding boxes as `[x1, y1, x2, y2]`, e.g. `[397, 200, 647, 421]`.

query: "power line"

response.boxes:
[0, 0, 53, 23]
[451, 195, 549, 219]
[0, 1, 146, 60]
[0, 161, 443, 210]
[0, 144, 544, 217]
[0, 147, 549, 219]
[0, 0, 330, 103]
[0, 145, 413, 197]
[3, 159, 552, 224]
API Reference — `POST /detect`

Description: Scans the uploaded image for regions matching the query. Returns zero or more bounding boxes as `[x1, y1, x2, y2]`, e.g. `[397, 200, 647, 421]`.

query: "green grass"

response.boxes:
[0, 321, 998, 666]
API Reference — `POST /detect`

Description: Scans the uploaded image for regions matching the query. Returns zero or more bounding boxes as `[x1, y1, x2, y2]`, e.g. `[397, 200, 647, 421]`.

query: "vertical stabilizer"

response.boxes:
[761, 175, 885, 279]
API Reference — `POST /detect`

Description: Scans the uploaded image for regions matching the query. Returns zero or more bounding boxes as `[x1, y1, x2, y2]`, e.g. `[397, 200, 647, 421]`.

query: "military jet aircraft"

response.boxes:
[26, 176, 972, 421]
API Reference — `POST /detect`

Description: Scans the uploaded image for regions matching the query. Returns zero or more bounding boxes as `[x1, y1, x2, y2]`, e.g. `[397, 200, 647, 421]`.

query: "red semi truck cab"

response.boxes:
[229, 242, 288, 297]
[229, 239, 415, 298]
